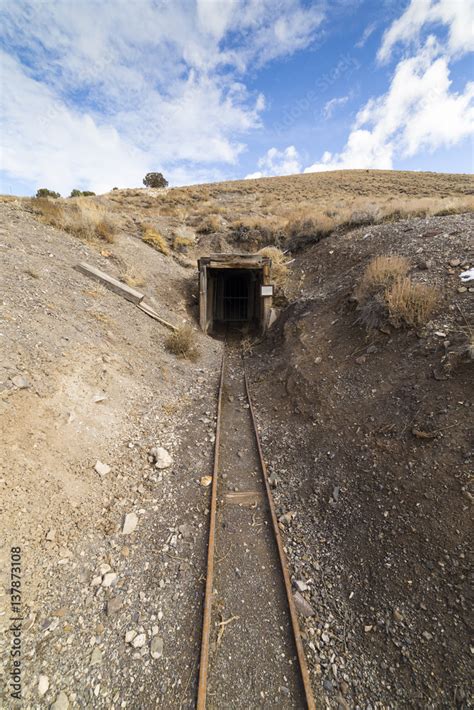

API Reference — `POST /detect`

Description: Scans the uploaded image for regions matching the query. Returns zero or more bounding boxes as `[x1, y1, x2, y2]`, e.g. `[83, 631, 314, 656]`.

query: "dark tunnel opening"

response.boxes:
[198, 255, 273, 337]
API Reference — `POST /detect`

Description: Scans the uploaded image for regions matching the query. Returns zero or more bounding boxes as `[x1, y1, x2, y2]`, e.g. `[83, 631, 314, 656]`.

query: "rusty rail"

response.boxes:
[196, 351, 225, 710]
[244, 359, 316, 710]
[197, 349, 316, 709]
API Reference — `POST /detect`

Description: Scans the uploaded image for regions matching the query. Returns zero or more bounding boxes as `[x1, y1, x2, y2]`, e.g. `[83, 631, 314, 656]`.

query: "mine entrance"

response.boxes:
[223, 272, 250, 322]
[198, 254, 273, 336]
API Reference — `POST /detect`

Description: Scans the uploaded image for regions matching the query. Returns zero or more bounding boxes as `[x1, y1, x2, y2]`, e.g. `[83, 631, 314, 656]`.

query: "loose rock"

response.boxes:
[150, 446, 172, 469]
[38, 675, 49, 696]
[51, 691, 69, 710]
[122, 512, 138, 535]
[150, 635, 164, 659]
[94, 460, 111, 476]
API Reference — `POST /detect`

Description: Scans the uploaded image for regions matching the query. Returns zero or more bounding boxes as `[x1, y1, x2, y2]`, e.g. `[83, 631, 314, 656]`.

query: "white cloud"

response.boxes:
[0, 52, 149, 194]
[355, 21, 377, 49]
[306, 6, 474, 173]
[245, 145, 301, 178]
[378, 0, 474, 62]
[0, 0, 323, 192]
[323, 95, 349, 119]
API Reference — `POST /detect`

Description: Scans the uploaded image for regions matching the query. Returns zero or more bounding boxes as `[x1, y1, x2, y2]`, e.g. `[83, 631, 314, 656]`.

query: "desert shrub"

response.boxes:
[36, 188, 60, 199]
[70, 189, 96, 197]
[94, 218, 116, 243]
[165, 325, 199, 361]
[285, 215, 333, 249]
[348, 205, 382, 226]
[355, 255, 409, 302]
[258, 246, 289, 288]
[172, 234, 195, 252]
[142, 226, 170, 255]
[143, 172, 168, 189]
[355, 255, 438, 329]
[385, 277, 438, 327]
[196, 215, 221, 234]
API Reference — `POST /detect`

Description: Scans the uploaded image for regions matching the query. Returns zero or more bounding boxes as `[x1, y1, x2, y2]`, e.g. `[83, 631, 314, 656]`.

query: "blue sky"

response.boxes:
[0, 0, 473, 196]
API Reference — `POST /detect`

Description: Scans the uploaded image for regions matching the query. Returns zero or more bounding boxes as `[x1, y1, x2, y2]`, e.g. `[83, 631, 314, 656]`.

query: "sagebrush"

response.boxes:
[165, 325, 199, 361]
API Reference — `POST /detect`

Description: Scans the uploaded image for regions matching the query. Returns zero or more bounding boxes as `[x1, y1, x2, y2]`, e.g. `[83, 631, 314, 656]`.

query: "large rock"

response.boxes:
[122, 512, 138, 535]
[150, 447, 172, 470]
[94, 460, 111, 476]
[150, 635, 163, 659]
[51, 692, 69, 710]
[293, 591, 315, 617]
[38, 675, 49, 696]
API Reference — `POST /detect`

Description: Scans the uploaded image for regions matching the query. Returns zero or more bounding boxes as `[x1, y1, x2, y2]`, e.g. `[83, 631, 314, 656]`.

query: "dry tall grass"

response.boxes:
[30, 198, 117, 243]
[385, 277, 439, 327]
[355, 256, 410, 301]
[258, 246, 289, 288]
[165, 325, 199, 360]
[141, 225, 170, 255]
[356, 255, 439, 329]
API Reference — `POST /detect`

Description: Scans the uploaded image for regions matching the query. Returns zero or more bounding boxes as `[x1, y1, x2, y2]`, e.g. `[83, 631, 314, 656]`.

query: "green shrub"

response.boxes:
[143, 172, 168, 189]
[70, 189, 96, 197]
[36, 188, 60, 199]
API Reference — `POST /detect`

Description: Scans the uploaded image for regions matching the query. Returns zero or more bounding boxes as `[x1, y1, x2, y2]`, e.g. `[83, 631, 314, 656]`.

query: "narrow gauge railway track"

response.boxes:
[197, 344, 315, 709]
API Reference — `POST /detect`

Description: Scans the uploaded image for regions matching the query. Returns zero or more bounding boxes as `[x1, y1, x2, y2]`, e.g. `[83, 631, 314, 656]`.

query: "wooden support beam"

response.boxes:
[76, 262, 144, 304]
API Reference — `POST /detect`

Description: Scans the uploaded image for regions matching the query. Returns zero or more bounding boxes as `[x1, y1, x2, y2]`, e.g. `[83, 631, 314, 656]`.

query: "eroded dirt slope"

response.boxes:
[0, 199, 222, 707]
[248, 213, 473, 708]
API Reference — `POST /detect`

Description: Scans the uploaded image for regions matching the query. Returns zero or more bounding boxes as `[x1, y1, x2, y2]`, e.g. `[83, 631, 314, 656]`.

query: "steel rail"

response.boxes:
[243, 357, 316, 710]
[196, 350, 225, 710]
[197, 347, 316, 709]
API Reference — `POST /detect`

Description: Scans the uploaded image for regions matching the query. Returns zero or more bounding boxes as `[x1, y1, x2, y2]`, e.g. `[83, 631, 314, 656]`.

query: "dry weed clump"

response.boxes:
[355, 255, 410, 302]
[30, 198, 117, 243]
[258, 246, 289, 288]
[356, 255, 438, 329]
[172, 234, 195, 252]
[385, 277, 438, 327]
[165, 325, 199, 361]
[120, 271, 145, 288]
[285, 214, 334, 249]
[141, 225, 170, 255]
[196, 215, 221, 234]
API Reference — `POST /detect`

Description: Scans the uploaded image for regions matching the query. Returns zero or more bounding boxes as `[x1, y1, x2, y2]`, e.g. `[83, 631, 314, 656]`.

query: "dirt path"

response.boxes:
[205, 345, 305, 709]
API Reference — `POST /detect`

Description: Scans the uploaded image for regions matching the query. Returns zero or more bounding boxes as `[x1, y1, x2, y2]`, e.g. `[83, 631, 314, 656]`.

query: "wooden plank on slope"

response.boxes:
[76, 262, 144, 304]
[137, 301, 178, 331]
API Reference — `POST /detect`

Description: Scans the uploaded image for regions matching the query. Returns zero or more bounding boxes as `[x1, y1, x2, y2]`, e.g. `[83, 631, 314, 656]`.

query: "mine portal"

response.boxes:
[198, 254, 273, 335]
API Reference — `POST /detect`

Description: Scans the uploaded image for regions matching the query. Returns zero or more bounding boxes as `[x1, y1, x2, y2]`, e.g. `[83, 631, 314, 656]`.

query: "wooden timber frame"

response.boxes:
[198, 253, 273, 335]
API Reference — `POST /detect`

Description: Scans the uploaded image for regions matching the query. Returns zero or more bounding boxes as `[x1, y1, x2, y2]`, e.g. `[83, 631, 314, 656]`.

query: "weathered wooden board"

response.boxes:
[77, 262, 144, 304]
[137, 301, 178, 331]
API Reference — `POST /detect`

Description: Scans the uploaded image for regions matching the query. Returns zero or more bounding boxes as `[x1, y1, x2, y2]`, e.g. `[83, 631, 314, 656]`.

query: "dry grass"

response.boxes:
[195, 215, 221, 234]
[120, 271, 145, 288]
[24, 267, 40, 279]
[172, 234, 195, 252]
[141, 225, 170, 255]
[165, 325, 199, 361]
[30, 198, 117, 243]
[355, 256, 410, 302]
[356, 255, 439, 329]
[385, 277, 439, 327]
[258, 246, 289, 288]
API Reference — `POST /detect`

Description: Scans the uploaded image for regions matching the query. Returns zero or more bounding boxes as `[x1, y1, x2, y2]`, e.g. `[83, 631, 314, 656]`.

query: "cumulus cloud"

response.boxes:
[245, 145, 301, 179]
[306, 5, 474, 174]
[378, 0, 474, 62]
[0, 0, 323, 193]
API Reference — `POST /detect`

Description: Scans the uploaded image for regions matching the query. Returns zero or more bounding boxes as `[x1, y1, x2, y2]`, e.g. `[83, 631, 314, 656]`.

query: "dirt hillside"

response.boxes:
[1, 169, 473, 708]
